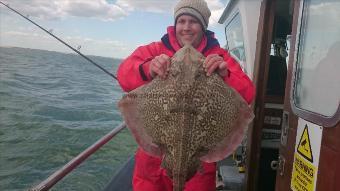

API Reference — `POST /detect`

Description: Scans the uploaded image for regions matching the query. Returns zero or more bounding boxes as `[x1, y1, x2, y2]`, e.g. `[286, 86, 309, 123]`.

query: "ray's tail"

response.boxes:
[171, 132, 188, 191]
[173, 172, 186, 191]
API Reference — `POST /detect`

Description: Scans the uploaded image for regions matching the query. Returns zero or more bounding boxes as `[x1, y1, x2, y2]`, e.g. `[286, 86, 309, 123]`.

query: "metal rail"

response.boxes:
[29, 123, 127, 191]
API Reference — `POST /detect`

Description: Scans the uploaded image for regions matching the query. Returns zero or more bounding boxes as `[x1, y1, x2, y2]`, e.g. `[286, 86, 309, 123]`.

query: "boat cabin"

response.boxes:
[218, 0, 340, 190]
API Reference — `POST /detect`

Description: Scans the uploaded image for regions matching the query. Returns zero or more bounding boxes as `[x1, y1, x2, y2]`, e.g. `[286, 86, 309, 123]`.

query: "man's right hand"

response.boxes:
[149, 54, 171, 79]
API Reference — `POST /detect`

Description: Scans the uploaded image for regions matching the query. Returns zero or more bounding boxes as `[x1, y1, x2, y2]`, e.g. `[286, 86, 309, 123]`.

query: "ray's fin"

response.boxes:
[118, 94, 162, 157]
[200, 95, 254, 163]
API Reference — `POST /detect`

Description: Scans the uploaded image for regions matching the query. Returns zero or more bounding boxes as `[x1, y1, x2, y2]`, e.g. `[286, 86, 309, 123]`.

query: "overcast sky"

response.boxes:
[0, 0, 229, 58]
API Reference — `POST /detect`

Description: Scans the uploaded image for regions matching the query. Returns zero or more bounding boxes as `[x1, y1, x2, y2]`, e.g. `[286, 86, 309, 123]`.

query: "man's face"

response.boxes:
[175, 15, 204, 48]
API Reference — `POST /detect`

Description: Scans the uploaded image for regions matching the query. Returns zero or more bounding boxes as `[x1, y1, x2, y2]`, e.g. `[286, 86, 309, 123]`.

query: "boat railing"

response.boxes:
[29, 123, 127, 191]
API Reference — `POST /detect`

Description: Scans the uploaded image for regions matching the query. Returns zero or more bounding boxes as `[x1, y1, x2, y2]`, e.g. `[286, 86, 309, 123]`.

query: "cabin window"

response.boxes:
[293, 0, 340, 123]
[225, 12, 246, 66]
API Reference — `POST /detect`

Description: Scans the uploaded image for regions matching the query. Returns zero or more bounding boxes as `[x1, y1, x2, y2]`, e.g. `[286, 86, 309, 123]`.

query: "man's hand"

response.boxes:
[203, 54, 228, 77]
[149, 54, 171, 79]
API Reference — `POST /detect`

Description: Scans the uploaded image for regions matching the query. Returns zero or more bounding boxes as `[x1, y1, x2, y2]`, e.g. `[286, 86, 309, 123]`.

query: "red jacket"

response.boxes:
[117, 26, 255, 191]
[117, 26, 255, 104]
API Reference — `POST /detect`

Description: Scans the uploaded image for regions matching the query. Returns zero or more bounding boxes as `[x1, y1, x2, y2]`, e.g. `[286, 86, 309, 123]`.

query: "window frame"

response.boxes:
[224, 11, 247, 63]
[290, 0, 340, 127]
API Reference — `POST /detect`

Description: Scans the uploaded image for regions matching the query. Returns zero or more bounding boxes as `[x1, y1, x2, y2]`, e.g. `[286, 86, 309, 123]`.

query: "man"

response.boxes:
[117, 0, 255, 190]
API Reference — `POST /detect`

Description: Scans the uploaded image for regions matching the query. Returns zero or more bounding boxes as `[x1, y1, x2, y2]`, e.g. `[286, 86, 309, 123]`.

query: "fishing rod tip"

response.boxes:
[0, 1, 8, 6]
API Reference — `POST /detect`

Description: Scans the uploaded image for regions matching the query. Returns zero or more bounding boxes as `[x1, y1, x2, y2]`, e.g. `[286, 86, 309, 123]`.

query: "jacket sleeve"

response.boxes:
[117, 42, 161, 92]
[206, 47, 256, 104]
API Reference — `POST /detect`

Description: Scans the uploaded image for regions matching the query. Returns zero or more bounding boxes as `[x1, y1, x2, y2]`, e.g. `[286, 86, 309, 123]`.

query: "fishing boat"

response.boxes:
[6, 0, 337, 190]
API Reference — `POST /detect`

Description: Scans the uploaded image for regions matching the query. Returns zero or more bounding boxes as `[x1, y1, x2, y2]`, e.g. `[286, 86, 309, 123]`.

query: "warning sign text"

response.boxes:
[291, 153, 316, 191]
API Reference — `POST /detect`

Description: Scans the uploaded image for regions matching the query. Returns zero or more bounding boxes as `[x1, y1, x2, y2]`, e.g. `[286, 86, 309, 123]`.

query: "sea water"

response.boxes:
[0, 47, 137, 191]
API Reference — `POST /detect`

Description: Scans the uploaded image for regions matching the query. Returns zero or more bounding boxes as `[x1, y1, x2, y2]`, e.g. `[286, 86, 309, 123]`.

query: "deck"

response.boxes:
[104, 156, 244, 191]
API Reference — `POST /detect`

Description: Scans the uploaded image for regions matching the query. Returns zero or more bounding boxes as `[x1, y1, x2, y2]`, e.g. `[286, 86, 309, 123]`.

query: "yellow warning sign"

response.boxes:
[291, 153, 316, 191]
[297, 125, 313, 163]
[291, 119, 323, 191]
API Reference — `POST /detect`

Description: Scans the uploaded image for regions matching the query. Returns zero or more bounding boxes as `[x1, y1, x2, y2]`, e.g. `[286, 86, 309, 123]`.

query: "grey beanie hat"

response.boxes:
[174, 0, 211, 30]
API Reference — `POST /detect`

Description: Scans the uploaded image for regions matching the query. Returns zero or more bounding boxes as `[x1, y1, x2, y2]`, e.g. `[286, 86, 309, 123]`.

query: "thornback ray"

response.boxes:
[118, 45, 254, 191]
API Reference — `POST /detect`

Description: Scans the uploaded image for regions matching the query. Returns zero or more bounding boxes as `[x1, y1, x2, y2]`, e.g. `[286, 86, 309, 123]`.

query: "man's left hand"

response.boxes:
[203, 54, 228, 77]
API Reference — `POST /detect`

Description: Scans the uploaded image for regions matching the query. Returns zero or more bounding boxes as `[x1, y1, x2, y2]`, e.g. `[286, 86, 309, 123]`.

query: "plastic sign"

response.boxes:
[291, 119, 323, 191]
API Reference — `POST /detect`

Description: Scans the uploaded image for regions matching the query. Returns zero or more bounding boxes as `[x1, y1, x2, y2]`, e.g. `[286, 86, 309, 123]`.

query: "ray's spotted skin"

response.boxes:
[118, 45, 254, 191]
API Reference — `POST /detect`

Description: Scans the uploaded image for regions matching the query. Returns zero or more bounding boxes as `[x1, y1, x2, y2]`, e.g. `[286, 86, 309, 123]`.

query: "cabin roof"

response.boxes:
[218, 0, 237, 24]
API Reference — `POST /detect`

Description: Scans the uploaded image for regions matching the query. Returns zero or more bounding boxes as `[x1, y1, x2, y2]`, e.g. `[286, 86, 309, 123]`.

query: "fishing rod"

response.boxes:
[0, 1, 118, 81]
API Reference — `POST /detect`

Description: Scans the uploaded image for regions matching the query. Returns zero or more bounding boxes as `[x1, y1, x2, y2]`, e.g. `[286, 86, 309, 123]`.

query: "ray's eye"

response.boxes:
[195, 72, 202, 80]
[195, 68, 206, 79]
[171, 68, 180, 77]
